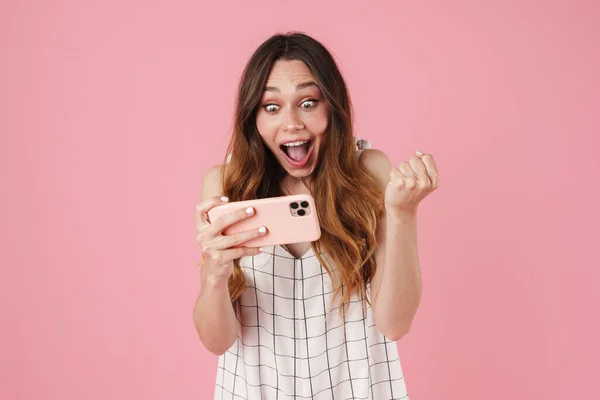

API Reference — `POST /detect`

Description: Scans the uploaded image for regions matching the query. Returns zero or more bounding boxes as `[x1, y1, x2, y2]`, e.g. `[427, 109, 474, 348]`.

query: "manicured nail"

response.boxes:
[415, 150, 424, 156]
[258, 226, 267, 234]
[221, 196, 229, 202]
[245, 207, 254, 214]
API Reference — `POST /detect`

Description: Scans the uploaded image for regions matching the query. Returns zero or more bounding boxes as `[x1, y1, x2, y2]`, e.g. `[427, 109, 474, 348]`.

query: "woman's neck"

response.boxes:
[281, 175, 311, 196]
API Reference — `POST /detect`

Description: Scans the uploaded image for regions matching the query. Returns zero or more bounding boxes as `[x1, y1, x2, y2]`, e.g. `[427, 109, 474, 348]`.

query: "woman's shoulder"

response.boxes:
[358, 147, 394, 191]
[201, 164, 226, 201]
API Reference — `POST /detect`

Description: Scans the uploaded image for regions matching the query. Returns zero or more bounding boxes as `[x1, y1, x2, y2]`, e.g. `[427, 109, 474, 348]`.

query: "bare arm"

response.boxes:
[371, 206, 422, 341]
[193, 165, 238, 354]
[361, 149, 439, 340]
[193, 275, 239, 355]
[193, 165, 263, 355]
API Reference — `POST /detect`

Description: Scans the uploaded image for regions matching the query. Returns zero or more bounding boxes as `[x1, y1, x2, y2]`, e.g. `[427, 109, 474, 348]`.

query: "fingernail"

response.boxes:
[258, 226, 267, 234]
[221, 196, 229, 202]
[415, 150, 424, 156]
[245, 207, 254, 214]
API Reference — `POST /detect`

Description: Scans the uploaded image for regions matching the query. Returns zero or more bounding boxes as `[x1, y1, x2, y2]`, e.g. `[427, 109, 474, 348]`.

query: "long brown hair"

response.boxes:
[221, 32, 384, 314]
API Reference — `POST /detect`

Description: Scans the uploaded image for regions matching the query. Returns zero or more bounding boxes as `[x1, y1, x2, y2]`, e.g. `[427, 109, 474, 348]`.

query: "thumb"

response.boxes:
[388, 167, 403, 184]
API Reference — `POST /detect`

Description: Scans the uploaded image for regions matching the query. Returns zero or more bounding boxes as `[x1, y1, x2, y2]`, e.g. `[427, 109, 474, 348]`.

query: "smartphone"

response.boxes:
[206, 194, 321, 247]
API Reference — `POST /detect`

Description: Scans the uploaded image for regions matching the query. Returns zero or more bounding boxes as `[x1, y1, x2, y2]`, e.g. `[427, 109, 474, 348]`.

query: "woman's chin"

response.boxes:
[282, 165, 307, 176]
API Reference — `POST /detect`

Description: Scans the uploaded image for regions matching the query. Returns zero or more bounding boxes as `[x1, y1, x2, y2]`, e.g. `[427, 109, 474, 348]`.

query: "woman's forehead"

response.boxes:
[265, 60, 316, 89]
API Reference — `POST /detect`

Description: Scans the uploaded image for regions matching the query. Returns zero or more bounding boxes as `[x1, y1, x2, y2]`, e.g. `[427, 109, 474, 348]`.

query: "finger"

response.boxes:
[389, 167, 406, 189]
[205, 246, 261, 267]
[398, 161, 417, 179]
[421, 154, 440, 188]
[398, 162, 417, 188]
[209, 206, 256, 235]
[220, 226, 268, 249]
[196, 196, 229, 231]
[221, 246, 262, 261]
[409, 155, 430, 186]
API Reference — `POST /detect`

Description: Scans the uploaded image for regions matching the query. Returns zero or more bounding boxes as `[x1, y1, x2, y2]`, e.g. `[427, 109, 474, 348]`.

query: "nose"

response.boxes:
[282, 109, 305, 132]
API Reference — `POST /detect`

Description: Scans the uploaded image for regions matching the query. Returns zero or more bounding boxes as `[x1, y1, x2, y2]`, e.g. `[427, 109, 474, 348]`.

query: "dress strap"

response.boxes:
[354, 135, 371, 159]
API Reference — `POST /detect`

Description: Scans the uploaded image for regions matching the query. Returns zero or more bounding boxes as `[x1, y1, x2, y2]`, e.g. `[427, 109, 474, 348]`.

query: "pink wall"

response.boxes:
[2, 0, 599, 398]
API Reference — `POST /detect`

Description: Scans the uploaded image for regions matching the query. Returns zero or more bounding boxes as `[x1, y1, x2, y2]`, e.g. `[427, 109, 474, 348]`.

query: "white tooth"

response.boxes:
[283, 140, 308, 147]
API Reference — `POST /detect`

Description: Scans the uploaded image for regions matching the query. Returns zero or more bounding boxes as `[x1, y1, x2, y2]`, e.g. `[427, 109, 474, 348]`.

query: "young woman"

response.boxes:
[194, 32, 439, 400]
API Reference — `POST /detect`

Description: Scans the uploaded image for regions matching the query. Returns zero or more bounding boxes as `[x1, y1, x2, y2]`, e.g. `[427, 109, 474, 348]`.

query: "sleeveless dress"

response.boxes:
[214, 137, 410, 399]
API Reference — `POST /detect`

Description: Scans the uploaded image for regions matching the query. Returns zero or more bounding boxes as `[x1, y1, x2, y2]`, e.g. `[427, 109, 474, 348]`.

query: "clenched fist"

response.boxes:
[385, 151, 440, 217]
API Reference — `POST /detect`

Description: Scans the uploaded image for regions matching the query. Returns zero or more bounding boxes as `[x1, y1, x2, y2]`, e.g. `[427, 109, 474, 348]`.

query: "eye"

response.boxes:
[300, 99, 318, 109]
[263, 104, 280, 113]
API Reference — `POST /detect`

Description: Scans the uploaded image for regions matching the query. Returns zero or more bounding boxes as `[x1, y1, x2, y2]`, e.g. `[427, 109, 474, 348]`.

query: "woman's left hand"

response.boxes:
[385, 151, 440, 217]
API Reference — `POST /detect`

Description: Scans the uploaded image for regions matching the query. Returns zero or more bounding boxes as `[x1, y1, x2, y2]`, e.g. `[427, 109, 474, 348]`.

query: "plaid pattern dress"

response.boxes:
[214, 137, 410, 399]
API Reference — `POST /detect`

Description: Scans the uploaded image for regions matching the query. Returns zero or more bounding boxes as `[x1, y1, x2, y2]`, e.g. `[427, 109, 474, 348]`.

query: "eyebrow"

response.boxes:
[263, 81, 319, 92]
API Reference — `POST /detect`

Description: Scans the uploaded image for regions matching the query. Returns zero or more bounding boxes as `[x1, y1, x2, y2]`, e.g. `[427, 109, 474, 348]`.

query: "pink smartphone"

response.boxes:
[206, 194, 321, 247]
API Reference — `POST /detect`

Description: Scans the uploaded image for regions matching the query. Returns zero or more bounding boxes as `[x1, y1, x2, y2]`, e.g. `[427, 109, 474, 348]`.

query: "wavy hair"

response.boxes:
[221, 32, 385, 314]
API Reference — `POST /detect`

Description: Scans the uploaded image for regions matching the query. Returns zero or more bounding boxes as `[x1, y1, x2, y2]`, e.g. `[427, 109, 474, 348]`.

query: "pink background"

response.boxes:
[2, 0, 599, 399]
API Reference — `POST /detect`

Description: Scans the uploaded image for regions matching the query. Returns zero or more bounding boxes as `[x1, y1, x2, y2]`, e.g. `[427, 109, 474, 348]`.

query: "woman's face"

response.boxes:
[256, 59, 329, 178]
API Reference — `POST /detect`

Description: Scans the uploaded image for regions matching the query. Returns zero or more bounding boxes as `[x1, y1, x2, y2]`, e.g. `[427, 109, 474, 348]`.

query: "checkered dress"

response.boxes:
[215, 137, 410, 399]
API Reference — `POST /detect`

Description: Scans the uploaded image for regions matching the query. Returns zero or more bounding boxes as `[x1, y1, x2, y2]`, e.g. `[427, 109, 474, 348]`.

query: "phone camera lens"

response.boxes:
[300, 201, 309, 208]
[290, 202, 299, 209]
[297, 209, 306, 216]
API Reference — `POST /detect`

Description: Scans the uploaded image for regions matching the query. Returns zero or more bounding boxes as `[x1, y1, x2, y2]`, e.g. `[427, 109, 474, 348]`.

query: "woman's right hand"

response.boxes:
[195, 196, 266, 285]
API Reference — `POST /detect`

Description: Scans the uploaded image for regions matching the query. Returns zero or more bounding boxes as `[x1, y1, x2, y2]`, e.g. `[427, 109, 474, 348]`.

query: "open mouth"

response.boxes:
[279, 140, 314, 167]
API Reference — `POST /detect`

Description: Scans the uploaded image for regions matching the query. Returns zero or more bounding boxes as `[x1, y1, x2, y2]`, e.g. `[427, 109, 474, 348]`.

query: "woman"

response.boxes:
[194, 32, 439, 400]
